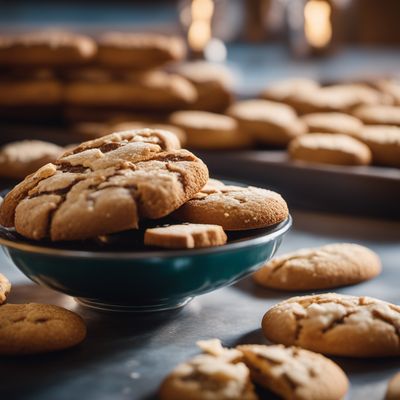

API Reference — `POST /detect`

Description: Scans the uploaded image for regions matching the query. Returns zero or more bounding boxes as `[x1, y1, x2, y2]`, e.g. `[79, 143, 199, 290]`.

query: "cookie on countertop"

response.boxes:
[0, 140, 64, 180]
[288, 133, 372, 166]
[0, 31, 96, 66]
[0, 273, 11, 305]
[301, 112, 363, 136]
[253, 243, 381, 291]
[227, 99, 305, 146]
[0, 129, 208, 241]
[159, 354, 258, 400]
[237, 344, 349, 400]
[97, 32, 186, 70]
[352, 105, 400, 126]
[386, 372, 400, 400]
[0, 303, 86, 355]
[170, 110, 251, 150]
[173, 185, 288, 231]
[262, 293, 400, 357]
[144, 224, 227, 249]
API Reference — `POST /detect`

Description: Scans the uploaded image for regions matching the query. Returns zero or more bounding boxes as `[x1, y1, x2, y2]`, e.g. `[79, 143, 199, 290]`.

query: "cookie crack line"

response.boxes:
[269, 254, 307, 275]
[371, 310, 400, 339]
[321, 310, 358, 334]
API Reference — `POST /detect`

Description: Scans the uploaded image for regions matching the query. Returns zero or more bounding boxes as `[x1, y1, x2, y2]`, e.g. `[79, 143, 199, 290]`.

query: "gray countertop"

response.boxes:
[0, 210, 399, 399]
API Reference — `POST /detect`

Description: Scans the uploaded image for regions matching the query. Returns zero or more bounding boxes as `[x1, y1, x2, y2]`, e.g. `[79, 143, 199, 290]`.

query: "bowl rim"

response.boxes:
[0, 215, 292, 260]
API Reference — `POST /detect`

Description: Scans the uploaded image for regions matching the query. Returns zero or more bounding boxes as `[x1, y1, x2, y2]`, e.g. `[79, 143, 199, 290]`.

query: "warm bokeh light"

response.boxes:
[304, 0, 332, 48]
[187, 0, 214, 52]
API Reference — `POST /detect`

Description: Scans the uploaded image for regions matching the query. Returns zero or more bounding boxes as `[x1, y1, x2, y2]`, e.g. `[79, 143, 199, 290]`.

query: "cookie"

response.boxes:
[237, 344, 349, 400]
[288, 133, 372, 166]
[0, 303, 86, 355]
[352, 105, 400, 126]
[196, 339, 242, 363]
[378, 79, 400, 106]
[0, 31, 96, 66]
[0, 129, 208, 241]
[173, 185, 288, 231]
[65, 70, 197, 110]
[169, 110, 251, 150]
[352, 125, 400, 168]
[144, 223, 227, 249]
[97, 32, 185, 70]
[0, 273, 11, 305]
[175, 61, 233, 112]
[301, 112, 363, 136]
[386, 372, 400, 400]
[227, 100, 305, 146]
[0, 140, 64, 180]
[262, 293, 400, 357]
[159, 354, 258, 400]
[201, 178, 226, 193]
[253, 243, 381, 291]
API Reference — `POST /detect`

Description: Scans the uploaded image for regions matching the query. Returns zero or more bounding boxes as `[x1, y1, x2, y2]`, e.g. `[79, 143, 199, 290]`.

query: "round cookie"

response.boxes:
[159, 354, 258, 400]
[237, 344, 349, 400]
[386, 372, 400, 400]
[352, 105, 400, 126]
[0, 140, 64, 180]
[97, 32, 186, 70]
[253, 243, 381, 291]
[0, 129, 208, 241]
[0, 303, 86, 355]
[288, 133, 372, 166]
[227, 99, 305, 146]
[170, 110, 251, 150]
[301, 112, 363, 136]
[262, 293, 400, 357]
[0, 273, 11, 305]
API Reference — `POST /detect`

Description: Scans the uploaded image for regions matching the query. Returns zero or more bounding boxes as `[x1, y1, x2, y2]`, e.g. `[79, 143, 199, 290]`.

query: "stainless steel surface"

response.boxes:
[0, 210, 399, 399]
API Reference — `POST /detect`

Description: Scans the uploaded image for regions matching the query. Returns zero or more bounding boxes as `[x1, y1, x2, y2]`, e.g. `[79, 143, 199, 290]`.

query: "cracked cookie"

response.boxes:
[262, 293, 400, 357]
[0, 273, 11, 305]
[144, 223, 227, 249]
[352, 105, 400, 126]
[386, 372, 400, 400]
[0, 129, 208, 241]
[289, 133, 372, 166]
[0, 303, 86, 355]
[159, 354, 258, 400]
[173, 184, 288, 231]
[253, 243, 381, 291]
[237, 344, 349, 400]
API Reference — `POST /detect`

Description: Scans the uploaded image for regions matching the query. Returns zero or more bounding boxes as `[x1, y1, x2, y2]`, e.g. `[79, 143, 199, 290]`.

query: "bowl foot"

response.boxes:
[74, 297, 193, 313]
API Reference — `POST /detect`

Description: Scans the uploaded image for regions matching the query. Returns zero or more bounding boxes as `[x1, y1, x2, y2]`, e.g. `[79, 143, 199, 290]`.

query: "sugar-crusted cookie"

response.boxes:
[0, 140, 64, 180]
[227, 100, 305, 146]
[159, 354, 258, 400]
[386, 372, 400, 400]
[97, 32, 185, 70]
[352, 104, 400, 126]
[0, 303, 86, 355]
[0, 31, 96, 66]
[289, 133, 372, 166]
[173, 185, 288, 231]
[201, 178, 226, 193]
[301, 112, 363, 136]
[253, 243, 381, 291]
[262, 293, 400, 357]
[170, 110, 251, 149]
[0, 129, 208, 241]
[0, 273, 11, 305]
[144, 224, 227, 249]
[237, 344, 349, 400]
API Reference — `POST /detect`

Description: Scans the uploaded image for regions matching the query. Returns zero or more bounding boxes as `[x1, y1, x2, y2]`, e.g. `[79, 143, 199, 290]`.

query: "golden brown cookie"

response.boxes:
[378, 79, 400, 106]
[170, 110, 251, 150]
[0, 303, 86, 355]
[301, 112, 363, 136]
[227, 100, 305, 146]
[159, 354, 258, 400]
[175, 61, 234, 112]
[253, 243, 381, 291]
[97, 32, 185, 70]
[173, 185, 288, 231]
[386, 372, 400, 400]
[288, 133, 372, 166]
[237, 344, 349, 400]
[352, 105, 400, 126]
[144, 223, 227, 249]
[0, 140, 64, 180]
[201, 178, 226, 193]
[0, 31, 96, 66]
[0, 273, 11, 305]
[196, 339, 243, 363]
[262, 293, 400, 357]
[0, 129, 209, 241]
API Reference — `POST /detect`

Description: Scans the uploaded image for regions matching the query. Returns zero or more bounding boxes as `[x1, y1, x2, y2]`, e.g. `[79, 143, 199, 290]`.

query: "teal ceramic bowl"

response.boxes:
[0, 212, 291, 312]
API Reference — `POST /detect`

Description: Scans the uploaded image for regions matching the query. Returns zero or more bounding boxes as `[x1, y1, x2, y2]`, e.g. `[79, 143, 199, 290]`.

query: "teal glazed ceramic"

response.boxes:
[0, 217, 292, 312]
